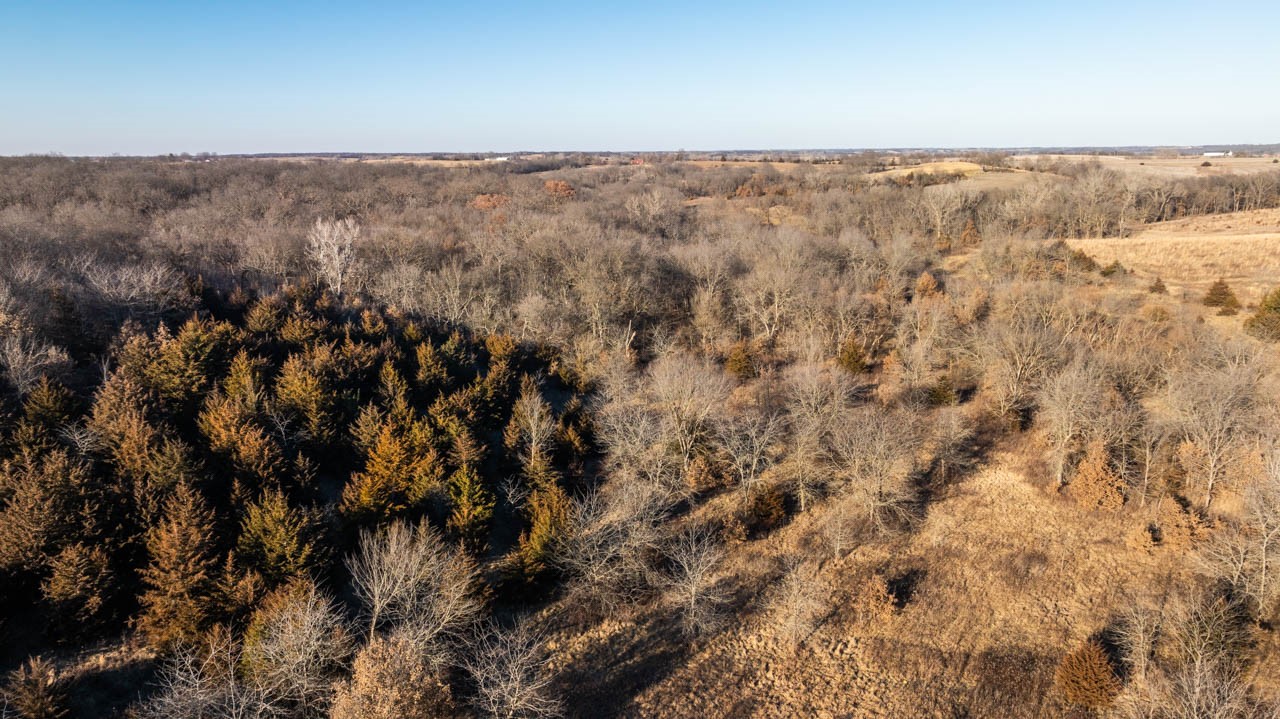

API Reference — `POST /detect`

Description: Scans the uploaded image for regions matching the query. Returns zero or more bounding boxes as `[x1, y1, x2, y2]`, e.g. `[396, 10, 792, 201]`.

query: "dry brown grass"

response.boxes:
[873, 160, 984, 180]
[872, 162, 1053, 191]
[535, 450, 1196, 719]
[950, 168, 1055, 191]
[1070, 208, 1280, 300]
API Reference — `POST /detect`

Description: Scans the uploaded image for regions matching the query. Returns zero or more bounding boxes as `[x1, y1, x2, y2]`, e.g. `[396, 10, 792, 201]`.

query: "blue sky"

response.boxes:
[2, 1, 1278, 154]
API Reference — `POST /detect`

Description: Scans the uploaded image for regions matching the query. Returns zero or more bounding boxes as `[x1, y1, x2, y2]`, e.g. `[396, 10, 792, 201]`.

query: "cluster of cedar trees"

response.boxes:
[1141, 272, 1280, 336]
[0, 280, 594, 655]
[1205, 279, 1280, 338]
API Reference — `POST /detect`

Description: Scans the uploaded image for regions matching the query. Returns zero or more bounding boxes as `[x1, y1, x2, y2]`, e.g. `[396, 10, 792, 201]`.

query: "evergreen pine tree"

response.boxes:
[1054, 640, 1121, 708]
[41, 543, 113, 630]
[836, 336, 867, 375]
[1202, 278, 1241, 315]
[10, 379, 75, 453]
[341, 423, 412, 521]
[138, 482, 220, 650]
[237, 489, 316, 586]
[117, 317, 237, 417]
[414, 341, 451, 397]
[1244, 286, 1280, 341]
[274, 353, 335, 444]
[214, 551, 265, 624]
[342, 418, 446, 523]
[446, 465, 493, 552]
[198, 393, 282, 484]
[222, 350, 270, 406]
[0, 449, 98, 575]
[3, 656, 68, 719]
[724, 342, 758, 380]
[88, 373, 160, 486]
[517, 485, 570, 581]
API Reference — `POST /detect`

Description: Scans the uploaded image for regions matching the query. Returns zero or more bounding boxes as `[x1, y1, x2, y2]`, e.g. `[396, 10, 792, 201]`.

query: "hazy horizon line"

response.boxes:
[6, 141, 1280, 160]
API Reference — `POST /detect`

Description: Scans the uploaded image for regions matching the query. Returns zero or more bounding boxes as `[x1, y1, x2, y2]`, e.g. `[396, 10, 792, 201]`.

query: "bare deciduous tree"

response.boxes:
[734, 232, 807, 342]
[781, 362, 855, 511]
[240, 582, 351, 716]
[423, 257, 482, 327]
[559, 482, 668, 611]
[464, 621, 561, 719]
[0, 335, 71, 394]
[80, 258, 195, 326]
[926, 406, 979, 485]
[1036, 358, 1104, 487]
[330, 631, 455, 719]
[821, 494, 864, 558]
[510, 379, 557, 471]
[1163, 343, 1268, 511]
[623, 186, 684, 239]
[713, 408, 788, 494]
[1198, 446, 1280, 618]
[915, 184, 973, 246]
[784, 362, 854, 432]
[1158, 666, 1253, 719]
[1157, 595, 1252, 719]
[771, 561, 827, 649]
[139, 627, 282, 719]
[828, 405, 920, 532]
[594, 401, 681, 496]
[1111, 603, 1163, 684]
[970, 282, 1073, 422]
[784, 421, 828, 514]
[645, 352, 731, 471]
[346, 520, 481, 644]
[306, 217, 360, 296]
[664, 525, 726, 637]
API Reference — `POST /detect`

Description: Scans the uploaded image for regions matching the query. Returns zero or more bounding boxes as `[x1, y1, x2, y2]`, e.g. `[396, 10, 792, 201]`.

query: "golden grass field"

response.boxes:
[950, 168, 1052, 191]
[679, 160, 851, 173]
[1069, 207, 1280, 301]
[542, 444, 1200, 718]
[876, 160, 985, 179]
[878, 161, 1051, 191]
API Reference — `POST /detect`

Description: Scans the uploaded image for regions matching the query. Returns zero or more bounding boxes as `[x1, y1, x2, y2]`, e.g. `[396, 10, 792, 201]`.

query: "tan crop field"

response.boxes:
[678, 160, 851, 173]
[1019, 153, 1280, 178]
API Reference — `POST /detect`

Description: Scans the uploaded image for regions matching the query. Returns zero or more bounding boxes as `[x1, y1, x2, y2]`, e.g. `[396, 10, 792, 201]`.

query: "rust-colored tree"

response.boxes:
[1054, 640, 1121, 709]
[1202, 278, 1241, 315]
[137, 483, 220, 650]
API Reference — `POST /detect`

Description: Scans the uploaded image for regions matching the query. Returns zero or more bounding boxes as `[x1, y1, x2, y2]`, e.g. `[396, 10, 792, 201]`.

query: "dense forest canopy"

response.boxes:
[2, 155, 1280, 717]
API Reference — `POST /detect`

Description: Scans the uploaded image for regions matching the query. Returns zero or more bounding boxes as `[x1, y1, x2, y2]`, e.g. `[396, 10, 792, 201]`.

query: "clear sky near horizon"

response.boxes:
[2, 0, 1278, 155]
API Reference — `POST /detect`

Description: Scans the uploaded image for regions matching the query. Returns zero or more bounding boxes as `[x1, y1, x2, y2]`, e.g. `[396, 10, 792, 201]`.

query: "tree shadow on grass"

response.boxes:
[555, 609, 700, 719]
[63, 652, 158, 719]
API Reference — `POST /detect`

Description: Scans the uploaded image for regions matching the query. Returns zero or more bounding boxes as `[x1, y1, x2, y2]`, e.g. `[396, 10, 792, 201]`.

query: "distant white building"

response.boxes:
[1202, 151, 1233, 158]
